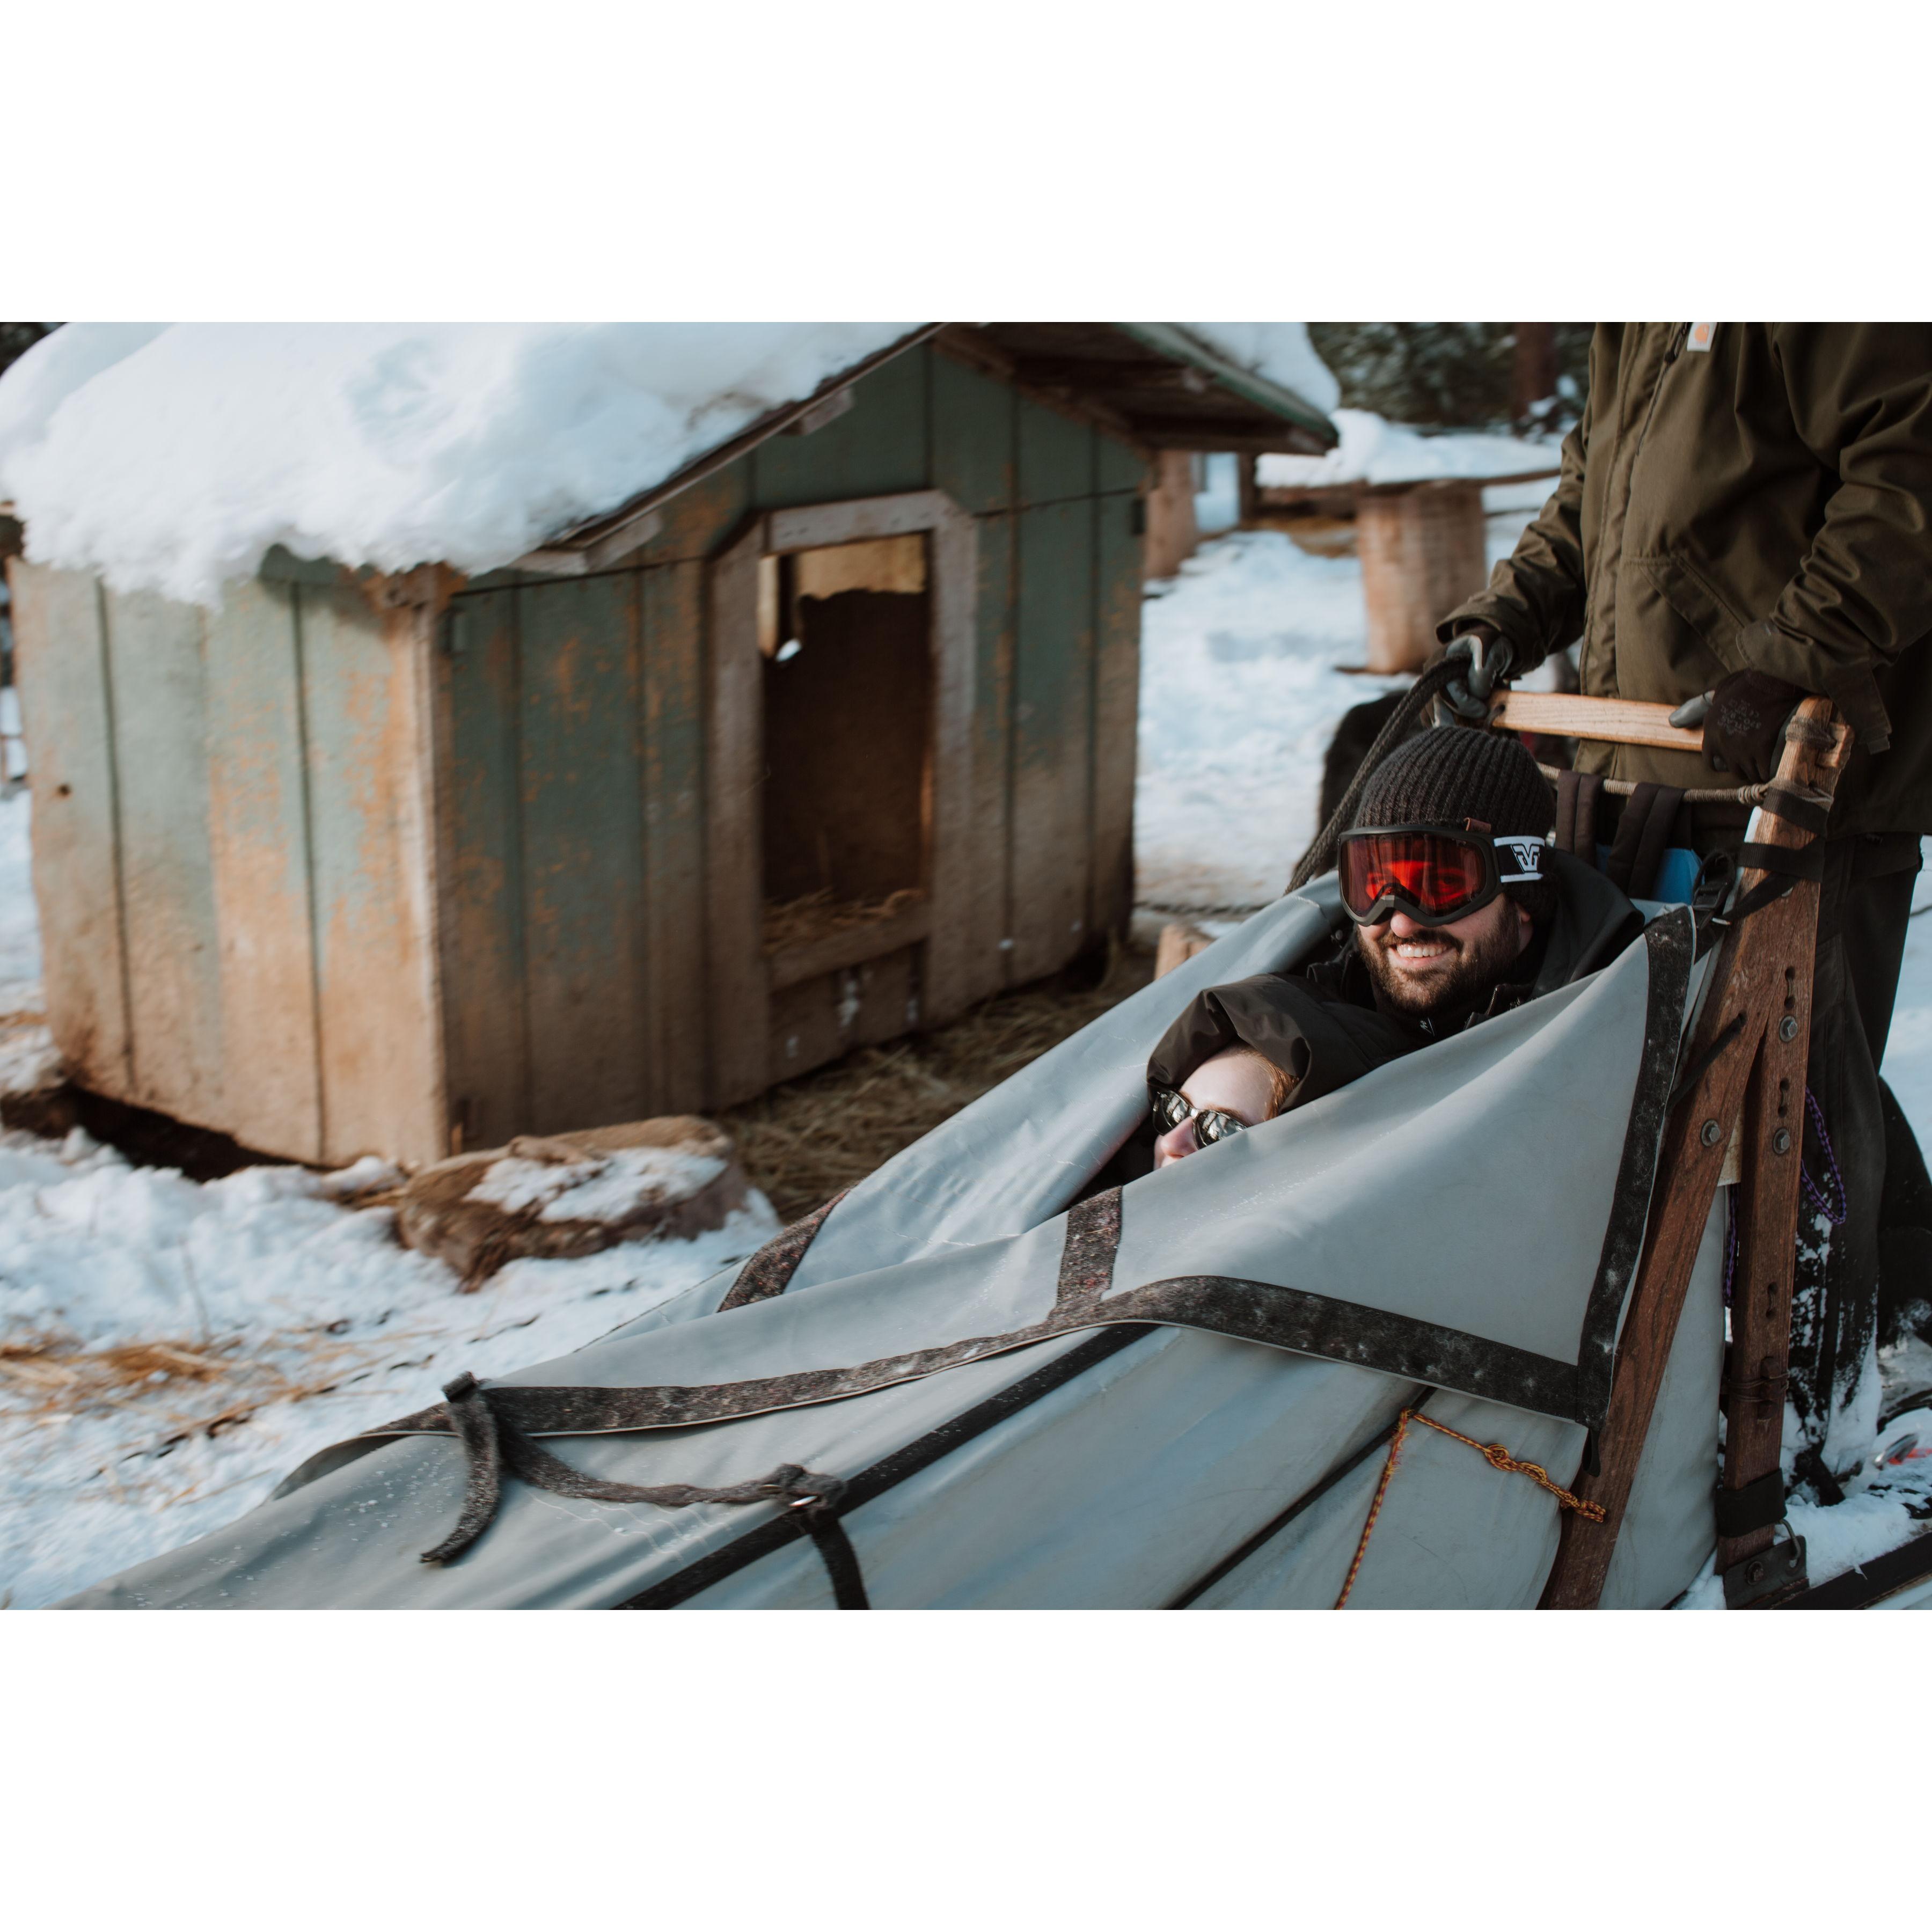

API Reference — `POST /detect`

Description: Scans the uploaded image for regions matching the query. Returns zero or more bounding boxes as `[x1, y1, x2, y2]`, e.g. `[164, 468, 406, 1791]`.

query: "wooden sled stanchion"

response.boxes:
[1527, 694, 1853, 1611]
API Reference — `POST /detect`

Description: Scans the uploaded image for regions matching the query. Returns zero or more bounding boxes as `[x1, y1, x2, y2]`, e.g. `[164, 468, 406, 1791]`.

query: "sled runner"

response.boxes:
[66, 684, 1924, 1610]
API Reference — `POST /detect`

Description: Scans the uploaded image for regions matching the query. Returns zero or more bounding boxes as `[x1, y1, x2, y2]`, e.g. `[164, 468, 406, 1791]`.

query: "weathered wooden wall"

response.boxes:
[438, 340, 1147, 1142]
[11, 558, 445, 1164]
[11, 339, 1148, 1163]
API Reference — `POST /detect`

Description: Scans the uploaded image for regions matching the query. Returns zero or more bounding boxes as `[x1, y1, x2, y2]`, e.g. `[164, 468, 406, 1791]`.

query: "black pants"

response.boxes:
[1787, 835, 1920, 1459]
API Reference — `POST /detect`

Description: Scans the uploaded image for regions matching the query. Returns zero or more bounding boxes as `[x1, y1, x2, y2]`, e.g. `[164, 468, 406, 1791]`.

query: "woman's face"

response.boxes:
[1153, 1050, 1279, 1169]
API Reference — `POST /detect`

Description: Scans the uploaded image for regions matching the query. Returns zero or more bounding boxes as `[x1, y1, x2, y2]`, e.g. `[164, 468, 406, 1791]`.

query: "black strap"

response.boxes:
[420, 1374, 870, 1605]
[619, 1326, 1155, 1609]
[1605, 782, 1685, 898]
[1715, 1468, 1785, 1539]
[1714, 840, 1827, 930]
[1666, 1009, 1747, 1116]
[1736, 840, 1826, 881]
[420, 1373, 503, 1566]
[1554, 769, 1606, 862]
[1758, 785, 1832, 837]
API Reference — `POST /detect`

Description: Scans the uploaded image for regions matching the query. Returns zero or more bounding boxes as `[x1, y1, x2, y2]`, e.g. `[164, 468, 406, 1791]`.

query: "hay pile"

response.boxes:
[763, 887, 925, 955]
[721, 945, 1153, 1224]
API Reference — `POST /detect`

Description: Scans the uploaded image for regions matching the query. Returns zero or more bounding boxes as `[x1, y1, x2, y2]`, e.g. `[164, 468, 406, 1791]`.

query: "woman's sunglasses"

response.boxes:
[1151, 1085, 1249, 1147]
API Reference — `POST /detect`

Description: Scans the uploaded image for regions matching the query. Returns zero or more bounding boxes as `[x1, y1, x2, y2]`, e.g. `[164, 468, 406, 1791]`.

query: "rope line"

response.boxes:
[1334, 1407, 1607, 1608]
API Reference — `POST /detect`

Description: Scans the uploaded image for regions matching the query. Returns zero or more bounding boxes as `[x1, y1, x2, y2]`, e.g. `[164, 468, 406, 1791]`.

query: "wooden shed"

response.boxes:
[9, 324, 1334, 1167]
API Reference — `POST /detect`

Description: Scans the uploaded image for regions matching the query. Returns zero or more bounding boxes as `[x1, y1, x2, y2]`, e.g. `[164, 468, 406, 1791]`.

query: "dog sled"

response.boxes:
[67, 684, 1930, 1610]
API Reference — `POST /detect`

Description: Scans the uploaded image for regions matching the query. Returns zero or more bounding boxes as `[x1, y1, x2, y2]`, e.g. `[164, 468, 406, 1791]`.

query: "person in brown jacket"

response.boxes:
[1436, 322, 1932, 1482]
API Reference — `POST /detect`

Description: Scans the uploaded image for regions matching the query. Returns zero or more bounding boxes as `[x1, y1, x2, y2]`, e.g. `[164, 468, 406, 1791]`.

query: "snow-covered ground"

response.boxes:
[0, 1129, 776, 1608]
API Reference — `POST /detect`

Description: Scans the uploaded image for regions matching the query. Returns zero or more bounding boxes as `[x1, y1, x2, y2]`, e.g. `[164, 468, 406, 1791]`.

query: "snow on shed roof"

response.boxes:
[1257, 408, 1561, 493]
[0, 321, 1339, 608]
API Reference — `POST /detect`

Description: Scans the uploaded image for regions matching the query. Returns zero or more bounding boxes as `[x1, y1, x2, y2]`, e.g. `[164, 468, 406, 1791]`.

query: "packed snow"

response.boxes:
[0, 323, 919, 606]
[0, 1125, 777, 1608]
[1258, 408, 1561, 491]
[469, 1144, 726, 1223]
[1180, 324, 1341, 416]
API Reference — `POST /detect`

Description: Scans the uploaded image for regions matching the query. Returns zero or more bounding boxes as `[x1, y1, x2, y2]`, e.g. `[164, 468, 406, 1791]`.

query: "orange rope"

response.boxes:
[1333, 1408, 1606, 1609]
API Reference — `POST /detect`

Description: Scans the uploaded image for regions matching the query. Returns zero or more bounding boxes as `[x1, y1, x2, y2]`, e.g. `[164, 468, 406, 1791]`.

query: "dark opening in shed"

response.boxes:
[759, 534, 933, 954]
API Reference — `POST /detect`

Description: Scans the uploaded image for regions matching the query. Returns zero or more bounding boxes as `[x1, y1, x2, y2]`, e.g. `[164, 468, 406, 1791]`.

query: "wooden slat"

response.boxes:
[921, 496, 979, 1026]
[1010, 496, 1095, 982]
[516, 573, 650, 1134]
[1018, 392, 1095, 507]
[641, 561, 709, 1114]
[1492, 690, 1704, 753]
[99, 587, 224, 1125]
[9, 564, 131, 1088]
[297, 579, 445, 1165]
[705, 523, 771, 1106]
[203, 579, 324, 1161]
[1715, 709, 1850, 1590]
[767, 897, 932, 993]
[1540, 697, 1849, 1609]
[930, 348, 1015, 516]
[750, 345, 928, 509]
[931, 353, 1017, 1002]
[768, 489, 959, 553]
[1090, 477, 1145, 943]
[436, 588, 530, 1152]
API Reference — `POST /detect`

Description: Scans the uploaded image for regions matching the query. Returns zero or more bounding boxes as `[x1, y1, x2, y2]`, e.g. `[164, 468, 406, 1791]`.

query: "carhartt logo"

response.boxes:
[1687, 323, 1717, 354]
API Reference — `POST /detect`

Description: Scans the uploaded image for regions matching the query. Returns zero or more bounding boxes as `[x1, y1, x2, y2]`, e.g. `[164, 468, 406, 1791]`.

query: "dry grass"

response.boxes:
[762, 887, 926, 955]
[721, 943, 1154, 1223]
[0, 1332, 367, 1439]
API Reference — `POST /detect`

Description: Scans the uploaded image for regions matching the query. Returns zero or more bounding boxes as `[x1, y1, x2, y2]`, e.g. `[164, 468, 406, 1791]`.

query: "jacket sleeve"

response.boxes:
[1734, 325, 1932, 756]
[1435, 419, 1589, 674]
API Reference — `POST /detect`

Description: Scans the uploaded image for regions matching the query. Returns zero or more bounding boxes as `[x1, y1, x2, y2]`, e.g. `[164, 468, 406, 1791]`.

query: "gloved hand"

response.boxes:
[1438, 625, 1515, 722]
[1703, 669, 1807, 782]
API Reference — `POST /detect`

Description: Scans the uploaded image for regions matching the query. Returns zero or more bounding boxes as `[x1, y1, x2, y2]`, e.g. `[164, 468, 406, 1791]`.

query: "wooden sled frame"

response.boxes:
[1505, 692, 1853, 1608]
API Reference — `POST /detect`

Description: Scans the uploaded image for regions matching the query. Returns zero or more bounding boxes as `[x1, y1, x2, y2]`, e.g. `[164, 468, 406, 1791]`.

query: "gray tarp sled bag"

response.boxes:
[68, 877, 1725, 1610]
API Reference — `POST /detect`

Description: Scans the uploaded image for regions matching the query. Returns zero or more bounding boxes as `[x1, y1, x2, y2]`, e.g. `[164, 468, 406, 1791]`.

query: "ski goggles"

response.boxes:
[1151, 1085, 1249, 1148]
[1337, 822, 1545, 928]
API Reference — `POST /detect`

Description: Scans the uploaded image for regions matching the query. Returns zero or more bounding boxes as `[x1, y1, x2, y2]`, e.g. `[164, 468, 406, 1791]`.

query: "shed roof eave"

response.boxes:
[1111, 324, 1339, 449]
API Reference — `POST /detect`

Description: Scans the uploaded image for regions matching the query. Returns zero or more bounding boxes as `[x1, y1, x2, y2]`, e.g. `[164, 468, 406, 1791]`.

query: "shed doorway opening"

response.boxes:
[758, 533, 933, 958]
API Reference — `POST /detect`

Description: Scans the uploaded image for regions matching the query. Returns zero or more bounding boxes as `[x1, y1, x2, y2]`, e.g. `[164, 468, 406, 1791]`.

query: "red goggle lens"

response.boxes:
[1340, 832, 1489, 920]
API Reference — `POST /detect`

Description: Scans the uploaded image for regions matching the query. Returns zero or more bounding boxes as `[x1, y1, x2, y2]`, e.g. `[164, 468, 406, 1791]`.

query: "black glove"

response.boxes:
[1703, 669, 1806, 782]
[1439, 625, 1514, 722]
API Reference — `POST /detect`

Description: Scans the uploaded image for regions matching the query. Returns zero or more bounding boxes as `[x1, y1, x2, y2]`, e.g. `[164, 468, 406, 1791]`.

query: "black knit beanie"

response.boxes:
[1352, 725, 1557, 921]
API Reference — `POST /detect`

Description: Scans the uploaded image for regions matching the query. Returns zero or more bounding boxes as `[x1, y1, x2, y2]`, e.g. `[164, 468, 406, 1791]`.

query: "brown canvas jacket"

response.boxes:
[1440, 323, 1932, 837]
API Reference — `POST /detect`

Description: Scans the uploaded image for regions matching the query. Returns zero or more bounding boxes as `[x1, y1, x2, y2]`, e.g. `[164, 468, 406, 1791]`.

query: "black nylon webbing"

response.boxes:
[1736, 841, 1826, 881]
[1554, 769, 1606, 861]
[1758, 785, 1832, 837]
[1605, 782, 1685, 899]
[1715, 1468, 1785, 1540]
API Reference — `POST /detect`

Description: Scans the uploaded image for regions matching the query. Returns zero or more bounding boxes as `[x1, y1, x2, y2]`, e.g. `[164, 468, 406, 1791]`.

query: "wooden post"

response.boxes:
[1357, 482, 1490, 674]
[1539, 697, 1850, 1609]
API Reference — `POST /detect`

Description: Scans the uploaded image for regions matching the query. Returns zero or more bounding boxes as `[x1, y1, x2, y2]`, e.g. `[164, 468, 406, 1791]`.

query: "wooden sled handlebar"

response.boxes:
[1489, 689, 1706, 753]
[1540, 694, 1851, 1611]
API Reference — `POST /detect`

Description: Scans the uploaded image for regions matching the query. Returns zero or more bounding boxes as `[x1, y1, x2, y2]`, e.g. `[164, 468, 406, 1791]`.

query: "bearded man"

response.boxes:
[1144, 727, 1641, 1165]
